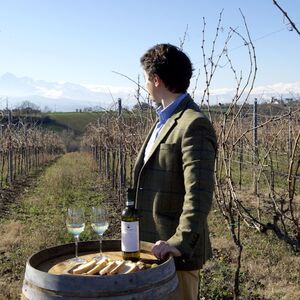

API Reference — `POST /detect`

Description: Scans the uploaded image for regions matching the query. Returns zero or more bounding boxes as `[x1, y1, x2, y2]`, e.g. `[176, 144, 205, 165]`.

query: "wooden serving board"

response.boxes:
[47, 250, 156, 275]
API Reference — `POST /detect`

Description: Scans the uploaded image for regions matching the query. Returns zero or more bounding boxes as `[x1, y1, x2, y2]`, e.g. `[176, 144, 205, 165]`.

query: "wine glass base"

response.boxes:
[68, 257, 87, 264]
[93, 254, 108, 261]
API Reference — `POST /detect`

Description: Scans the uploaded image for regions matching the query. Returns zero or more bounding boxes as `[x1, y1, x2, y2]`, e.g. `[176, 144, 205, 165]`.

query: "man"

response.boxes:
[133, 43, 217, 300]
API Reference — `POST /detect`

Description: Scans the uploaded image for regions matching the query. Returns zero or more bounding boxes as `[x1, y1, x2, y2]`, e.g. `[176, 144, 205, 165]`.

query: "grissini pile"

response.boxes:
[69, 259, 158, 275]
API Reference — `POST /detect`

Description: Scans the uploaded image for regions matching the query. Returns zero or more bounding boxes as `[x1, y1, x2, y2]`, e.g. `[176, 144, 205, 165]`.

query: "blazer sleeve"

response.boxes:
[167, 116, 217, 258]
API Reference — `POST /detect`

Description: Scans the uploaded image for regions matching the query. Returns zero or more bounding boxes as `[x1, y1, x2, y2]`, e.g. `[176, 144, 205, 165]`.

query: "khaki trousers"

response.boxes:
[175, 270, 200, 300]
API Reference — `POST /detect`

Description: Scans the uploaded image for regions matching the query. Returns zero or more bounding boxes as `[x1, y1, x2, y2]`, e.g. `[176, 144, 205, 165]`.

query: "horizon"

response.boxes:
[0, 71, 299, 112]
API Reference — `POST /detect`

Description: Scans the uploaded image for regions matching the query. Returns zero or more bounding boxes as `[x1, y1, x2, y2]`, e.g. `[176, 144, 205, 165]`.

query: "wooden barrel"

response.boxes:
[22, 240, 178, 300]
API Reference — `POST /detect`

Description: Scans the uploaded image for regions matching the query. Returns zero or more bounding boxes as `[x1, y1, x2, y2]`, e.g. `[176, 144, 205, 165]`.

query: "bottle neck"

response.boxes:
[126, 200, 135, 207]
[126, 188, 136, 207]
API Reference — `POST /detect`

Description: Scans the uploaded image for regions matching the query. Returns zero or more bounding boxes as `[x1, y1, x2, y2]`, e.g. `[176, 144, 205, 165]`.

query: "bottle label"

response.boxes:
[121, 221, 139, 252]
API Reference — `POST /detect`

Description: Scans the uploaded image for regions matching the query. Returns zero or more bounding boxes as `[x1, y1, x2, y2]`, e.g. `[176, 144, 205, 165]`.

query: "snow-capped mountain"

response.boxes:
[0, 73, 133, 111]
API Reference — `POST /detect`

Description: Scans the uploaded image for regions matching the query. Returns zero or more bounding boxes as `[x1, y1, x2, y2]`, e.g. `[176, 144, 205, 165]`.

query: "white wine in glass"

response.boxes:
[91, 207, 109, 260]
[66, 207, 86, 264]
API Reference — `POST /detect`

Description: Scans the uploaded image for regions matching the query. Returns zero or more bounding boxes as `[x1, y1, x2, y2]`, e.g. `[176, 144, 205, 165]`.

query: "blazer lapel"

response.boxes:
[133, 121, 158, 185]
[143, 95, 191, 165]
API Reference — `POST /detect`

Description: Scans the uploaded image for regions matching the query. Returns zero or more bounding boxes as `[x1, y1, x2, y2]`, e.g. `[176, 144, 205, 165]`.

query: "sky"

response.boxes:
[0, 0, 299, 111]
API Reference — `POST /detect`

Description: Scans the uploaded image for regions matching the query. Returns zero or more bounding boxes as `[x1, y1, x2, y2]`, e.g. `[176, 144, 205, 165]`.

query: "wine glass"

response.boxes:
[66, 207, 86, 264]
[91, 206, 109, 260]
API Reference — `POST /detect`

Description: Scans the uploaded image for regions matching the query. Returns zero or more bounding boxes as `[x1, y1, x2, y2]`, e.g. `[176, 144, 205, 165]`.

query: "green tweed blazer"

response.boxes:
[133, 94, 217, 271]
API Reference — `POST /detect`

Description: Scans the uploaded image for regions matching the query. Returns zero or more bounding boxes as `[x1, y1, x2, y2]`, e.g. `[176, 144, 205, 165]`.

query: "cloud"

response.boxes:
[81, 83, 133, 94]
[252, 82, 300, 95]
[192, 81, 300, 105]
[207, 82, 300, 97]
[35, 86, 64, 98]
[210, 87, 235, 95]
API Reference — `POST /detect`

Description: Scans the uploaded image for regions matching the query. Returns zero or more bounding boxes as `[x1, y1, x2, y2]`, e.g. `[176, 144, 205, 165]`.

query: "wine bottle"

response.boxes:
[121, 188, 140, 261]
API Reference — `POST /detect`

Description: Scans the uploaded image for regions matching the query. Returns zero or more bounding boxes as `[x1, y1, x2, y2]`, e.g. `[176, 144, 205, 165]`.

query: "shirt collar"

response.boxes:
[156, 93, 187, 124]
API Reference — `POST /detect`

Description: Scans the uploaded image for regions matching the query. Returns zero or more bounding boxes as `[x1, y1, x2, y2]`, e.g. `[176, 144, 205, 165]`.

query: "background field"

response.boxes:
[44, 112, 101, 135]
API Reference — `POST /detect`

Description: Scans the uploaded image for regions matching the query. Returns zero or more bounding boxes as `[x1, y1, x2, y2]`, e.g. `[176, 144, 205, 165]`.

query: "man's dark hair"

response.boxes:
[140, 43, 193, 93]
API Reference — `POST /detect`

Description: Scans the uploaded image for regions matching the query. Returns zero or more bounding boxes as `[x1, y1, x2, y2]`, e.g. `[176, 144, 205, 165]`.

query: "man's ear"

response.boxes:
[153, 74, 161, 87]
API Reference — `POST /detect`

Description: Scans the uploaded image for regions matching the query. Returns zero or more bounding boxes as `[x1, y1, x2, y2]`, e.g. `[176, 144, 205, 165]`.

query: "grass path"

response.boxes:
[0, 152, 120, 299]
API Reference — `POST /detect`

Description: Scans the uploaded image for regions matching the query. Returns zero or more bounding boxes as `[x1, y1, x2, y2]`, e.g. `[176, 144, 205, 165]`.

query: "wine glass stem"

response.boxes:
[99, 234, 103, 256]
[75, 235, 79, 258]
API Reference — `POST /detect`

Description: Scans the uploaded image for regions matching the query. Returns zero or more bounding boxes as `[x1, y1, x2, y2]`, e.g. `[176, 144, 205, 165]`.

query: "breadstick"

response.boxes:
[109, 260, 126, 275]
[99, 261, 117, 275]
[73, 260, 97, 275]
[86, 259, 108, 275]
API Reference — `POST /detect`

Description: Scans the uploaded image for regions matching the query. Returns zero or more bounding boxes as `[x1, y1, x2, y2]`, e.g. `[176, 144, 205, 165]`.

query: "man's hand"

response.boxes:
[151, 240, 182, 260]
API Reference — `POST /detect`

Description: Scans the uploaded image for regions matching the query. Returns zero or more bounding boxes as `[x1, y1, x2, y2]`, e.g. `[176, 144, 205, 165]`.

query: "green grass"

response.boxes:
[200, 207, 300, 299]
[46, 112, 102, 135]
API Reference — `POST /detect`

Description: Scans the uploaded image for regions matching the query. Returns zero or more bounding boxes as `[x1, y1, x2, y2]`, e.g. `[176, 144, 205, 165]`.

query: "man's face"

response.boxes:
[144, 71, 162, 107]
[144, 71, 155, 101]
